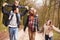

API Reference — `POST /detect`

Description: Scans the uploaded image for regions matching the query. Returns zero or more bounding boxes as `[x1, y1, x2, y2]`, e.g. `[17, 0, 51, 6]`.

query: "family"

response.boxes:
[2, 0, 60, 40]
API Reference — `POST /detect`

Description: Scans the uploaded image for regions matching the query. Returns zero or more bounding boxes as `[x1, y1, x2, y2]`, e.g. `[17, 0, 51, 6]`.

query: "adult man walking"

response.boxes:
[2, 3, 28, 40]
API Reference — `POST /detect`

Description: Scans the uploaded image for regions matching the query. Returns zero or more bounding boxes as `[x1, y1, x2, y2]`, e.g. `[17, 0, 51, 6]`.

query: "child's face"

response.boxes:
[14, 0, 19, 6]
[47, 20, 52, 25]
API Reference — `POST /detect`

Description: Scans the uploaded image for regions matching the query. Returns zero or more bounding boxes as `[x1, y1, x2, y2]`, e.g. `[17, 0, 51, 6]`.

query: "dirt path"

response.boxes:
[5, 28, 45, 40]
[0, 30, 9, 40]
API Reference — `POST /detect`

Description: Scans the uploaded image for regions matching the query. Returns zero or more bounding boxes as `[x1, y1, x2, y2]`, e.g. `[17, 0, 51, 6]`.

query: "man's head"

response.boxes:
[13, 7, 19, 14]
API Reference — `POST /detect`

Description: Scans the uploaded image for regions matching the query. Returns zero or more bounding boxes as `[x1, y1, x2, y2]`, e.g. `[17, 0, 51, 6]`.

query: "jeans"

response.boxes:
[45, 35, 53, 40]
[9, 27, 18, 40]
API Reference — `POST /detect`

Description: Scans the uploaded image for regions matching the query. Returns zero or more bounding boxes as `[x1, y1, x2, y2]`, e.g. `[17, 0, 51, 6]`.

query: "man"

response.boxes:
[2, 0, 29, 27]
[2, 3, 28, 40]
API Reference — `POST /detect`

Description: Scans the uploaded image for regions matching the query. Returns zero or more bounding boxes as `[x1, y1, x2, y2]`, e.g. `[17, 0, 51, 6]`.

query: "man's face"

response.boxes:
[14, 0, 19, 6]
[14, 8, 19, 13]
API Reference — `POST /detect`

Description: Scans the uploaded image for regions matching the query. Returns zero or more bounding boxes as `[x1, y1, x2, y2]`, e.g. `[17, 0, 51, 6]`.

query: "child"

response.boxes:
[42, 20, 60, 40]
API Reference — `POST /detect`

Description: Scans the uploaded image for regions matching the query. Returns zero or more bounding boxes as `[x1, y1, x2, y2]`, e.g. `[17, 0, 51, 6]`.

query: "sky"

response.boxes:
[34, 0, 44, 8]
[35, 0, 43, 6]
[26, 0, 44, 8]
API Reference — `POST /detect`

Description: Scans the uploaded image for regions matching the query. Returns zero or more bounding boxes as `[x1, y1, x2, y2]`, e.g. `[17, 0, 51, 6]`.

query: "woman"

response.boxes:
[24, 8, 39, 40]
[42, 20, 60, 40]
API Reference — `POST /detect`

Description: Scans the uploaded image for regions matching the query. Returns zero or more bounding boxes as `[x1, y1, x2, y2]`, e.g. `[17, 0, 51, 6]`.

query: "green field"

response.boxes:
[54, 31, 60, 40]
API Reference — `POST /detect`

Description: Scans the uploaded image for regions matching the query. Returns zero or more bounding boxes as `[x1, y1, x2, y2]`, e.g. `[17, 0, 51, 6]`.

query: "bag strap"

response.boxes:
[8, 11, 13, 22]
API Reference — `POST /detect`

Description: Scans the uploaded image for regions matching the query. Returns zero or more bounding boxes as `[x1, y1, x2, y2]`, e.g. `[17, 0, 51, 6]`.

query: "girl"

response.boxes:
[42, 20, 60, 40]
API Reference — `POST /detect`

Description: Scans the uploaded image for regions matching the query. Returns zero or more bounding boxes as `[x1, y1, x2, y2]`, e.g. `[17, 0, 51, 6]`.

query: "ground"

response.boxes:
[5, 28, 45, 40]
[0, 27, 60, 40]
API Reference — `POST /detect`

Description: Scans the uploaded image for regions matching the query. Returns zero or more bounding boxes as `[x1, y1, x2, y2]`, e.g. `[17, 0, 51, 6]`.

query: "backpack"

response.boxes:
[2, 11, 13, 27]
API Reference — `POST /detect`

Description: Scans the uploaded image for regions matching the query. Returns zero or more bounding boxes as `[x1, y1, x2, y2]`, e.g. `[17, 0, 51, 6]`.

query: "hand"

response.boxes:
[3, 3, 8, 7]
[25, 6, 29, 10]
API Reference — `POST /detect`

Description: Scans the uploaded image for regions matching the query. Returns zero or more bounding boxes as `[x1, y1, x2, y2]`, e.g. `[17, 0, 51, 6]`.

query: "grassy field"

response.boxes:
[54, 31, 60, 40]
[0, 12, 7, 32]
[0, 21, 7, 31]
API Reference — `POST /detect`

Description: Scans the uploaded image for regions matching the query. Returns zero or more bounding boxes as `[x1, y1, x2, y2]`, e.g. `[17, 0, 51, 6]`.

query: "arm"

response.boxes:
[18, 6, 25, 9]
[20, 6, 29, 16]
[2, 3, 10, 15]
[2, 6, 10, 16]
[5, 4, 23, 8]
[6, 4, 13, 7]
[18, 6, 29, 9]
[7, 4, 25, 8]
[20, 9, 29, 16]
[4, 2, 29, 9]
[4, 3, 25, 8]
[53, 26, 60, 33]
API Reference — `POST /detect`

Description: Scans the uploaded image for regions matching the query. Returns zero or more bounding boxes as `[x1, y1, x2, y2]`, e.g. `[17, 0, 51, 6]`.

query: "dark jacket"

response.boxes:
[6, 4, 26, 9]
[2, 6, 28, 27]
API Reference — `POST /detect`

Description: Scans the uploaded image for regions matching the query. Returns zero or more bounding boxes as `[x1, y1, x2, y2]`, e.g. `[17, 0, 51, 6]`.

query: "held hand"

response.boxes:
[25, 6, 29, 10]
[3, 2, 8, 7]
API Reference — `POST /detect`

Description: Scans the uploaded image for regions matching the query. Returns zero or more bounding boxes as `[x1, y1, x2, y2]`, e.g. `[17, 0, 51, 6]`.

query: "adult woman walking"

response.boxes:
[24, 8, 39, 40]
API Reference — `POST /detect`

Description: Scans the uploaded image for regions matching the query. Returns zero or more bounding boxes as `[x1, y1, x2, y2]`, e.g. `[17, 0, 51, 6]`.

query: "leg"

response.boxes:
[9, 28, 14, 40]
[31, 32, 35, 40]
[49, 37, 53, 40]
[37, 26, 39, 31]
[45, 35, 49, 40]
[30, 31, 33, 40]
[28, 28, 31, 40]
[14, 28, 18, 40]
[33, 32, 35, 40]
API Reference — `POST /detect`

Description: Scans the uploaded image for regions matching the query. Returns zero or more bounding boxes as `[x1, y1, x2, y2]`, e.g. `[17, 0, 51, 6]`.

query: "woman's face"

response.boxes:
[29, 10, 34, 14]
[29, 8, 36, 15]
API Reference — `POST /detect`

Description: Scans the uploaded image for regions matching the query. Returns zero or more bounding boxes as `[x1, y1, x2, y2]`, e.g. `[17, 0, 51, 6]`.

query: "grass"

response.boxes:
[53, 31, 60, 40]
[0, 12, 7, 32]
[0, 21, 7, 32]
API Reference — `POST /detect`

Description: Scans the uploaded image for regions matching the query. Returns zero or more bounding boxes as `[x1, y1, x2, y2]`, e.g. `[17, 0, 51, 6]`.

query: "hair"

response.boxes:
[29, 8, 36, 14]
[12, 5, 18, 12]
[47, 20, 52, 26]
